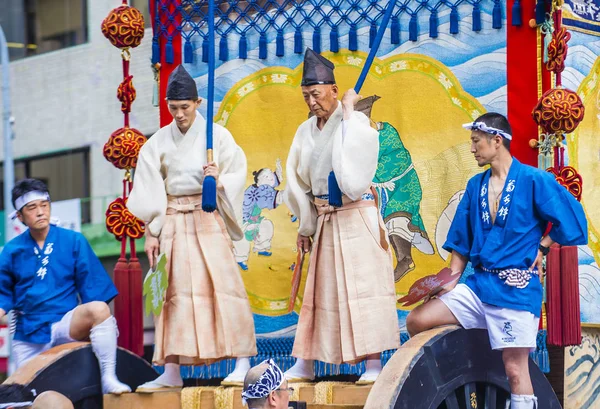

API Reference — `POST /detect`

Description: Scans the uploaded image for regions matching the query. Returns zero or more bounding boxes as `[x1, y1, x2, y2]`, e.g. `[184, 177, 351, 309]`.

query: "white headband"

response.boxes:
[15, 190, 51, 211]
[463, 121, 512, 140]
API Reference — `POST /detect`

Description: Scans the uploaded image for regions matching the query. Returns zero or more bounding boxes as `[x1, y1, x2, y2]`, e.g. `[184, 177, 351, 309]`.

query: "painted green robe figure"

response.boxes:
[373, 122, 434, 282]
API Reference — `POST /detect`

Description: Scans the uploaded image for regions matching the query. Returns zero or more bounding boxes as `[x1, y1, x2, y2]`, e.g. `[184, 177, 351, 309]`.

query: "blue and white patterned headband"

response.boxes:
[241, 359, 285, 405]
[463, 121, 512, 140]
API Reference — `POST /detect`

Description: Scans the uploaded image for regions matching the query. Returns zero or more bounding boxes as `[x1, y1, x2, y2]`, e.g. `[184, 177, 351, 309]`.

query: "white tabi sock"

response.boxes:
[160, 363, 184, 385]
[284, 358, 315, 380]
[223, 357, 251, 382]
[89, 316, 132, 394]
[357, 358, 382, 382]
[510, 394, 538, 409]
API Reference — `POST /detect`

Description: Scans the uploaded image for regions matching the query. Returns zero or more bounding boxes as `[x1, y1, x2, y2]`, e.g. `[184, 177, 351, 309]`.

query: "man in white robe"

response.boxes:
[283, 49, 400, 383]
[127, 65, 256, 390]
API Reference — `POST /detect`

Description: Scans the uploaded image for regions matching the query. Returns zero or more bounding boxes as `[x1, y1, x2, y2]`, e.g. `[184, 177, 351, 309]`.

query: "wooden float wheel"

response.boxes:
[365, 326, 561, 409]
[4, 342, 158, 409]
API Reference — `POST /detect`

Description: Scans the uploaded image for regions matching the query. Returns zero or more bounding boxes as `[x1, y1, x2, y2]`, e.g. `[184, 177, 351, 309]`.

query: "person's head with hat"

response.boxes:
[241, 359, 292, 409]
[301, 49, 361, 127]
[166, 65, 201, 134]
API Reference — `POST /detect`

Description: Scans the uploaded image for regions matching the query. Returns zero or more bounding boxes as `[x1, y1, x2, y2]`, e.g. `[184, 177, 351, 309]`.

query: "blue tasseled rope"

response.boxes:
[312, 26, 321, 53]
[349, 23, 358, 51]
[219, 35, 228, 62]
[391, 16, 400, 44]
[151, 36, 160, 64]
[184, 38, 193, 63]
[512, 0, 522, 26]
[369, 22, 377, 47]
[330, 26, 339, 52]
[492, 0, 503, 29]
[535, 0, 547, 25]
[472, 3, 482, 31]
[202, 36, 208, 63]
[165, 36, 174, 63]
[259, 32, 268, 59]
[294, 28, 303, 53]
[429, 9, 439, 38]
[276, 29, 285, 56]
[409, 14, 418, 41]
[450, 6, 459, 34]
[239, 33, 248, 59]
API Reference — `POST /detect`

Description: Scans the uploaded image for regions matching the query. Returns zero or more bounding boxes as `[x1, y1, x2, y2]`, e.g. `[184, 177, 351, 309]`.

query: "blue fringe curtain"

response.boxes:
[153, 0, 509, 64]
[153, 330, 549, 379]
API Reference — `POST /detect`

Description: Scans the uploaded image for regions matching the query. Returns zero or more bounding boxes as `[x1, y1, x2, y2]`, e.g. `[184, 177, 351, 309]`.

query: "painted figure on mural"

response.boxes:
[283, 49, 400, 383]
[0, 179, 130, 394]
[406, 113, 588, 409]
[372, 122, 434, 281]
[435, 190, 465, 261]
[127, 65, 256, 390]
[234, 159, 284, 270]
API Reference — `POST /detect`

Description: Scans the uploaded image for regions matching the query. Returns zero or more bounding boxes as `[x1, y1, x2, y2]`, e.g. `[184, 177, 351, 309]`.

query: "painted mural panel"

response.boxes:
[185, 1, 508, 335]
[565, 29, 600, 326]
[565, 328, 600, 409]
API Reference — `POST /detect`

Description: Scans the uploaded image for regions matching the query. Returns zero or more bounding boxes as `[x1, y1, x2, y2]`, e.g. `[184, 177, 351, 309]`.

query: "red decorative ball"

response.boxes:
[118, 75, 136, 114]
[101, 5, 145, 49]
[103, 127, 146, 170]
[547, 166, 583, 201]
[532, 88, 585, 135]
[546, 27, 570, 74]
[106, 197, 145, 240]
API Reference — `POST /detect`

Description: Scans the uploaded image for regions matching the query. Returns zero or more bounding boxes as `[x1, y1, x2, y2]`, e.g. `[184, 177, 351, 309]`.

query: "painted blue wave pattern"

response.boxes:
[566, 331, 600, 409]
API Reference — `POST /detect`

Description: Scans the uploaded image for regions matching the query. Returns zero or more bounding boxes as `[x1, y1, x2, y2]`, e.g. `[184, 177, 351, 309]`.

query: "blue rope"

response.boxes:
[152, 0, 507, 63]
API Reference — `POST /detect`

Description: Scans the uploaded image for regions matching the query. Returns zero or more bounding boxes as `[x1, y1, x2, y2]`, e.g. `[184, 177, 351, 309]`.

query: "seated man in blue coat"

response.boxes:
[0, 178, 130, 394]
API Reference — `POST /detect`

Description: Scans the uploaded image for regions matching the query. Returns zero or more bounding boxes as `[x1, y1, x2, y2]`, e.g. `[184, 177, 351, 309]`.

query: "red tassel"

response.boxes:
[546, 244, 562, 346]
[560, 245, 581, 346]
[113, 256, 131, 350]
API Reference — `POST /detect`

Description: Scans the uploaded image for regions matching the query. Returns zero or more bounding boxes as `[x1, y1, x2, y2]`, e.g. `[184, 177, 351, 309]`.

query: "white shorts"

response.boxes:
[12, 309, 77, 369]
[439, 284, 540, 351]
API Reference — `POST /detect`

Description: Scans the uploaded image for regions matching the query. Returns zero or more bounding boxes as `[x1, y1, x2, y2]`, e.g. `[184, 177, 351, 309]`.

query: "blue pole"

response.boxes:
[202, 0, 217, 212]
[354, 0, 397, 93]
[329, 0, 397, 208]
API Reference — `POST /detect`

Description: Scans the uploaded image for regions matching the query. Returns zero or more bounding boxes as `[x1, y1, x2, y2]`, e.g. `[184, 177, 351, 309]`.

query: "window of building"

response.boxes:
[0, 147, 91, 222]
[1, 0, 88, 60]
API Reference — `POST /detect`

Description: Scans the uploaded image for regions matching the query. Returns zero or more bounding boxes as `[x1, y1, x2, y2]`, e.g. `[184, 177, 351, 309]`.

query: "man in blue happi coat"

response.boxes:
[406, 113, 588, 409]
[0, 179, 130, 394]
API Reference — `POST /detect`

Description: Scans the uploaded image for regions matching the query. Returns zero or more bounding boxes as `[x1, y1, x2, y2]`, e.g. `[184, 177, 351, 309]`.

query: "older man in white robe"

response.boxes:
[284, 49, 399, 383]
[127, 65, 256, 390]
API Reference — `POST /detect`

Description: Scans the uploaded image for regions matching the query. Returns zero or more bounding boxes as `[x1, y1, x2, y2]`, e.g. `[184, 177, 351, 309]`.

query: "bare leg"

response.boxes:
[406, 298, 459, 337]
[503, 348, 537, 408]
[70, 302, 131, 394]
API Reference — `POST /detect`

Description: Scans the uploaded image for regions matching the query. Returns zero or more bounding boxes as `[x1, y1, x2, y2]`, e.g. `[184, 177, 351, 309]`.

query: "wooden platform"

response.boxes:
[104, 383, 371, 409]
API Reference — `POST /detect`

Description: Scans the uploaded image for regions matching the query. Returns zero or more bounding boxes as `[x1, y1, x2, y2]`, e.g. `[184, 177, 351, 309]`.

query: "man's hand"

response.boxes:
[0, 308, 5, 322]
[423, 279, 458, 304]
[297, 234, 312, 253]
[145, 233, 160, 271]
[530, 249, 544, 274]
[341, 89, 361, 120]
[203, 162, 223, 190]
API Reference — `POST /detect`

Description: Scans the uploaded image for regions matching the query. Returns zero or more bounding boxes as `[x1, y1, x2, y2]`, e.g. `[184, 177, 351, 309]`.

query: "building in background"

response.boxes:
[0, 0, 158, 356]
